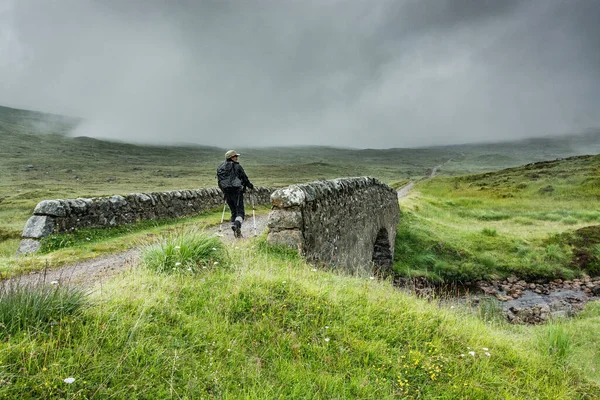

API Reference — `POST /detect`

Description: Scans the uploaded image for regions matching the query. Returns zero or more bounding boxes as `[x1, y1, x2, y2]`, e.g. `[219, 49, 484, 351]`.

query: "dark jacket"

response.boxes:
[217, 159, 253, 192]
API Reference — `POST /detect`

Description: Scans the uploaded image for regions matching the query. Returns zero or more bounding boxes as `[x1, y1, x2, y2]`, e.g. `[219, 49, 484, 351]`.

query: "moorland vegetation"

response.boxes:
[0, 105, 599, 398]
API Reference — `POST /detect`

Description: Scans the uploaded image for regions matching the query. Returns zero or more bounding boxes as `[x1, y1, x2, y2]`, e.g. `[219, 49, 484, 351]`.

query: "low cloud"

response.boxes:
[0, 0, 599, 148]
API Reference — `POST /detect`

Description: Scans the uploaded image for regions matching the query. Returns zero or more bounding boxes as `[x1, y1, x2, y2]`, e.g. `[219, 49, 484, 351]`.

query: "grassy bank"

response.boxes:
[394, 155, 600, 282]
[0, 233, 598, 399]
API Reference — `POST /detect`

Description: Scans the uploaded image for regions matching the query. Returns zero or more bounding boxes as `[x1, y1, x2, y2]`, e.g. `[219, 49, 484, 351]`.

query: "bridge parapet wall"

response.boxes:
[267, 177, 400, 274]
[18, 187, 273, 254]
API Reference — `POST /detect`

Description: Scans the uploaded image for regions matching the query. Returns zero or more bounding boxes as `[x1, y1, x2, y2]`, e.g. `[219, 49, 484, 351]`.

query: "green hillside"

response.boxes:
[0, 104, 79, 136]
[1, 106, 600, 397]
[395, 154, 600, 281]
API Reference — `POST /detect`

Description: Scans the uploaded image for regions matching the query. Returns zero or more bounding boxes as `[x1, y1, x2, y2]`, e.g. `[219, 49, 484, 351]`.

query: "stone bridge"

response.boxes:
[267, 177, 400, 275]
[18, 187, 273, 254]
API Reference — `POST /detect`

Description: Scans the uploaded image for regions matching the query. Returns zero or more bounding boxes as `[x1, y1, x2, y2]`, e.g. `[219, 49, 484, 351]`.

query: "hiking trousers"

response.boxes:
[224, 189, 245, 227]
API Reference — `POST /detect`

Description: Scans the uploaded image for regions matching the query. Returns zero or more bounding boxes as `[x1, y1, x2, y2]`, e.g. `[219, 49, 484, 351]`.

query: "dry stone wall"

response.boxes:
[267, 177, 400, 275]
[18, 187, 273, 254]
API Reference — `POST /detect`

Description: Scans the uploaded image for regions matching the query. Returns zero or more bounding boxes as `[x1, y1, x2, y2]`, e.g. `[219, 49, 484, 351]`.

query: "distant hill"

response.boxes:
[1, 103, 599, 176]
[0, 104, 80, 136]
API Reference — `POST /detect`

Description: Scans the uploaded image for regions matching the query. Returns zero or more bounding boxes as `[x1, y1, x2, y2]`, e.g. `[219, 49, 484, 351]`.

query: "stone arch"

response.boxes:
[371, 227, 393, 274]
[267, 177, 400, 274]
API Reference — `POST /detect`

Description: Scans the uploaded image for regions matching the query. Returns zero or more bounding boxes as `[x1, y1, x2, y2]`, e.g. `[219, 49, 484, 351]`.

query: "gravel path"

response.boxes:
[4, 213, 270, 289]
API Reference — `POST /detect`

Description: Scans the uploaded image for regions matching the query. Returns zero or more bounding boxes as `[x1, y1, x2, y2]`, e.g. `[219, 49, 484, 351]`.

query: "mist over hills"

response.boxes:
[2, 104, 598, 169]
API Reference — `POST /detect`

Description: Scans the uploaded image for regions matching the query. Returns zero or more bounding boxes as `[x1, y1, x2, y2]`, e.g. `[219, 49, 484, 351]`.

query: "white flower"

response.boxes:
[450, 306, 455, 309]
[460, 354, 465, 357]
[213, 261, 219, 265]
[63, 377, 75, 384]
[212, 247, 217, 251]
[202, 266, 207, 269]
[325, 326, 329, 329]
[282, 281, 286, 284]
[369, 277, 375, 280]
[312, 269, 317, 272]
[485, 352, 491, 357]
[482, 347, 489, 351]
[187, 268, 192, 271]
[469, 351, 475, 357]
[175, 262, 181, 266]
[324, 338, 330, 342]
[175, 246, 181, 250]
[50, 280, 59, 285]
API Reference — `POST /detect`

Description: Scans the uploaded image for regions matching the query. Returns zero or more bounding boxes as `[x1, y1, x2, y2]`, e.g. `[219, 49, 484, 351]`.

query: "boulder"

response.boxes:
[267, 209, 303, 230]
[34, 200, 67, 217]
[22, 215, 56, 238]
[16, 239, 41, 254]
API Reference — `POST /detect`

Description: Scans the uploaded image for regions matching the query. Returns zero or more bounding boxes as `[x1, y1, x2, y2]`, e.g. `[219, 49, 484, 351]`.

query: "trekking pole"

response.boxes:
[251, 190, 257, 237]
[218, 201, 226, 236]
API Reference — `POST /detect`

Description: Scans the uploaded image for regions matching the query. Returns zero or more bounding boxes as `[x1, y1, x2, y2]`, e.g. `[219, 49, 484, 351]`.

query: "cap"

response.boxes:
[225, 150, 240, 159]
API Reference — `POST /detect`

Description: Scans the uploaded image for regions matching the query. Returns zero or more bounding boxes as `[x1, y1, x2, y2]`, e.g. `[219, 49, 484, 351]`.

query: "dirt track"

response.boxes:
[5, 213, 270, 289]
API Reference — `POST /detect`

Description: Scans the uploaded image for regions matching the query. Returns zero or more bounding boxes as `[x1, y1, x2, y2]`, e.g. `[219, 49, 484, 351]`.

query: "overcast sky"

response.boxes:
[0, 0, 599, 148]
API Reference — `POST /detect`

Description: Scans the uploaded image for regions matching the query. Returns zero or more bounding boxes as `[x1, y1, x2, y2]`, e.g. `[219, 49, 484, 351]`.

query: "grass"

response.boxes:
[0, 236, 597, 398]
[0, 279, 87, 338]
[2, 105, 600, 397]
[142, 228, 229, 273]
[393, 154, 600, 282]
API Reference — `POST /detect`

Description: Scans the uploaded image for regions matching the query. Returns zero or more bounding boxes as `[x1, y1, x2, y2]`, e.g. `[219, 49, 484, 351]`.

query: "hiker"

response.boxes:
[217, 150, 254, 238]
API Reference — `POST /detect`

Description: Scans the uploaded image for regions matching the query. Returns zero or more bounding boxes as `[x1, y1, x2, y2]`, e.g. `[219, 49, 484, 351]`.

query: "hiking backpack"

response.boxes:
[217, 161, 242, 190]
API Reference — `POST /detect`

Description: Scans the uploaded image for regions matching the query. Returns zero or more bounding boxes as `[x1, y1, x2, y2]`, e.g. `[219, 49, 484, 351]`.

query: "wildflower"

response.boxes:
[213, 261, 219, 265]
[482, 347, 489, 351]
[63, 377, 75, 384]
[325, 326, 329, 329]
[175, 262, 182, 266]
[469, 351, 475, 357]
[324, 338, 330, 342]
[312, 268, 317, 272]
[282, 281, 286, 284]
[212, 247, 217, 251]
[370, 277, 375, 280]
[175, 246, 181, 250]
[187, 268, 192, 271]
[485, 352, 491, 357]
[50, 280, 59, 285]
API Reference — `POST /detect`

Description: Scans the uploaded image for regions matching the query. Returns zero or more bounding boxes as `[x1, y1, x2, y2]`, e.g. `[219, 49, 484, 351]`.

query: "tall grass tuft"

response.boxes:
[541, 324, 572, 361]
[143, 229, 228, 273]
[0, 281, 86, 337]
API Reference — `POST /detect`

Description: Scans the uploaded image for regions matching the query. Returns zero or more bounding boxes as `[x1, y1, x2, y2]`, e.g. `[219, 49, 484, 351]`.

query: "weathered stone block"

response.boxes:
[271, 186, 306, 207]
[22, 215, 56, 238]
[109, 195, 127, 208]
[267, 230, 304, 252]
[17, 238, 41, 254]
[68, 198, 91, 214]
[267, 209, 303, 229]
[34, 200, 67, 217]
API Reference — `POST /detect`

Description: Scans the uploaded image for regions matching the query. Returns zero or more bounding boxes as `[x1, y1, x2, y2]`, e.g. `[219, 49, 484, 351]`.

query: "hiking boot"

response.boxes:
[232, 225, 243, 238]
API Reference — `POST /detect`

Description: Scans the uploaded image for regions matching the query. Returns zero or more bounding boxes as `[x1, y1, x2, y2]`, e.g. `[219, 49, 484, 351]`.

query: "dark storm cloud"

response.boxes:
[0, 0, 599, 148]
